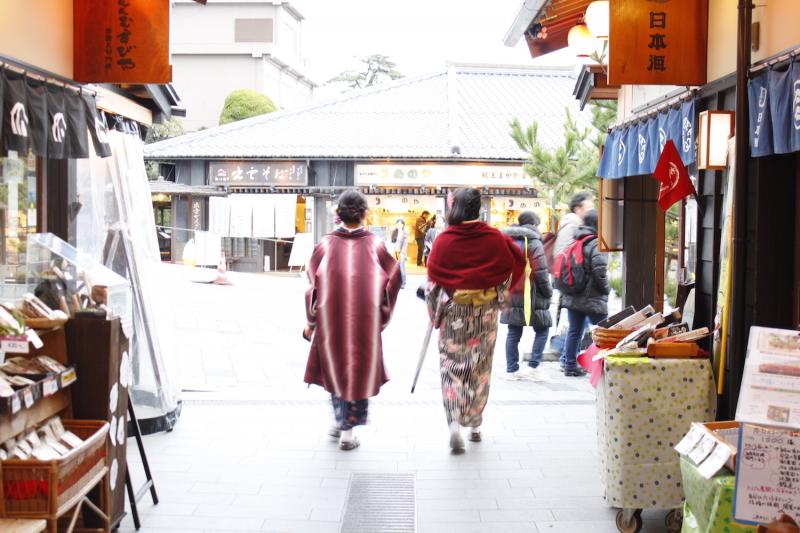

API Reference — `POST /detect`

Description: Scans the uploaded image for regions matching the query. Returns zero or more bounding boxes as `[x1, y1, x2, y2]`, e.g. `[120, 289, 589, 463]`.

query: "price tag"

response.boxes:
[675, 425, 706, 455]
[0, 337, 29, 354]
[697, 442, 732, 479]
[689, 434, 717, 465]
[23, 388, 34, 408]
[26, 329, 43, 350]
[60, 368, 77, 388]
[11, 394, 21, 414]
[42, 378, 58, 397]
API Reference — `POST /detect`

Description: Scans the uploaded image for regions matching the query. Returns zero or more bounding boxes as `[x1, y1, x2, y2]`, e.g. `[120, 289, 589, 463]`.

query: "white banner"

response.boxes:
[355, 163, 529, 187]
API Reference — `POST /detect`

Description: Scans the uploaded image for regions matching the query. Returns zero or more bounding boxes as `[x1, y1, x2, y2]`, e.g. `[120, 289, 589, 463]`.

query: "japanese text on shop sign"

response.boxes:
[608, 0, 707, 86]
[115, 0, 136, 71]
[647, 11, 667, 72]
[209, 161, 309, 186]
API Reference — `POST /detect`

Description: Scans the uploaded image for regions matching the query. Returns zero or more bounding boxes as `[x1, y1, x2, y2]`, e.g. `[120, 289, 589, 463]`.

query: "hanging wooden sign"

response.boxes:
[73, 0, 172, 84]
[608, 0, 708, 86]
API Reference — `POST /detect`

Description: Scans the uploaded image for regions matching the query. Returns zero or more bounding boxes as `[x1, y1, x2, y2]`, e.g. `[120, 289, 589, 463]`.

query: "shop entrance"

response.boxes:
[366, 194, 443, 271]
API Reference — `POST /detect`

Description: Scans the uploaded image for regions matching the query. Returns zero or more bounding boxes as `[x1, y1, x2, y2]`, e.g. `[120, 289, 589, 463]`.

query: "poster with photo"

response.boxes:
[736, 327, 800, 429]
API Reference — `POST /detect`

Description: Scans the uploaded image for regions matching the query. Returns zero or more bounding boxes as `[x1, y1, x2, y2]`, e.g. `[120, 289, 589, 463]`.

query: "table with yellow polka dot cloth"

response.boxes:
[597, 357, 717, 510]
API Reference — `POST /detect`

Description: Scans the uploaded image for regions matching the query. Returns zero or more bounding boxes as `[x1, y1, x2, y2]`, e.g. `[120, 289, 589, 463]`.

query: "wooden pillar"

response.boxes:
[622, 176, 660, 310]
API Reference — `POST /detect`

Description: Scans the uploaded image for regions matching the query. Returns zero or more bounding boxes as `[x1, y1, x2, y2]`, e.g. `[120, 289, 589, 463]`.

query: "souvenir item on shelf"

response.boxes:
[616, 324, 656, 350]
[657, 308, 683, 328]
[611, 305, 655, 329]
[657, 327, 711, 343]
[648, 342, 702, 358]
[34, 356, 67, 374]
[654, 322, 690, 339]
[0, 305, 26, 336]
[598, 306, 636, 328]
[0, 375, 14, 397]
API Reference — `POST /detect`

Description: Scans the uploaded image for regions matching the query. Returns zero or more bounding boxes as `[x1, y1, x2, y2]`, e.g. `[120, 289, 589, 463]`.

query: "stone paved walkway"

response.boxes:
[118, 266, 669, 532]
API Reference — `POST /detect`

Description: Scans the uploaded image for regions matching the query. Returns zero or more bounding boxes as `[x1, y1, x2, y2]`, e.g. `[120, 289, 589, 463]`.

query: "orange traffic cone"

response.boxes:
[213, 251, 232, 285]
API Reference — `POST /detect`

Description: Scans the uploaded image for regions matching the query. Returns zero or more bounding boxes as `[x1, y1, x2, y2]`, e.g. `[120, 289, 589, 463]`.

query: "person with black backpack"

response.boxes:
[555, 209, 610, 377]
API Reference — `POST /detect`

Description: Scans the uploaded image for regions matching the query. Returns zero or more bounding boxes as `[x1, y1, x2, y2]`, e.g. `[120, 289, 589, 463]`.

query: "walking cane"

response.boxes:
[411, 293, 442, 394]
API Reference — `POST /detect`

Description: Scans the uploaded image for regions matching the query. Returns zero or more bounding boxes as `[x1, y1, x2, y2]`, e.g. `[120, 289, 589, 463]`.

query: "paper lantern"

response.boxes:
[585, 1, 610, 39]
[697, 110, 735, 170]
[568, 24, 596, 58]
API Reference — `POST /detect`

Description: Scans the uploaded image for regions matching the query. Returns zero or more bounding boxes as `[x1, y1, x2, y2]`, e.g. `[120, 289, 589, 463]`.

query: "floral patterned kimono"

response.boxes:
[427, 282, 509, 428]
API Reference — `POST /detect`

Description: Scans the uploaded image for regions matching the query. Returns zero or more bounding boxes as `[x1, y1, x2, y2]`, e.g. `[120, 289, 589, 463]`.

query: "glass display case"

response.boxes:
[25, 233, 132, 332]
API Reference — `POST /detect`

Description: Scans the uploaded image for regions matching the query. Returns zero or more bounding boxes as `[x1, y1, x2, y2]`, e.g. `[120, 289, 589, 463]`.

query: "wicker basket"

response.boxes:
[0, 420, 108, 520]
[592, 327, 635, 349]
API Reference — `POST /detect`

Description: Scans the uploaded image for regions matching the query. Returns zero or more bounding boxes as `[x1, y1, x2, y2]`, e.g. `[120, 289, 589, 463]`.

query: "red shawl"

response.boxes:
[427, 222, 525, 291]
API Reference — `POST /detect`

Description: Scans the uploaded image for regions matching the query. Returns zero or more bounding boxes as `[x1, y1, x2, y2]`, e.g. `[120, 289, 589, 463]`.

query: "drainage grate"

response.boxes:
[340, 473, 416, 533]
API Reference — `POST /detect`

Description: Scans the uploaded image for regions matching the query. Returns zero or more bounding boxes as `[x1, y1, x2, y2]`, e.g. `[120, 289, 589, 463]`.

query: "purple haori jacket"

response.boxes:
[304, 228, 402, 401]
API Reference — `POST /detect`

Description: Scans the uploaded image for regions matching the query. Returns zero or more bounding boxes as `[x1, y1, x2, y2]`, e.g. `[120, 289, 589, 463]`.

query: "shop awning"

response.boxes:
[748, 57, 800, 158]
[506, 0, 593, 58]
[597, 100, 696, 180]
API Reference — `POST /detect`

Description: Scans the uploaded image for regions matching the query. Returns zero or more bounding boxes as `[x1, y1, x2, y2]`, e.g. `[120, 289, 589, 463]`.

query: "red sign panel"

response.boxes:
[73, 0, 172, 84]
[609, 0, 708, 86]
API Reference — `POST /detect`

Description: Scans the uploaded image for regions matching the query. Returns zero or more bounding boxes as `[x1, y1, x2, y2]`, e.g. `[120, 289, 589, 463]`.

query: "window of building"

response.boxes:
[234, 18, 274, 43]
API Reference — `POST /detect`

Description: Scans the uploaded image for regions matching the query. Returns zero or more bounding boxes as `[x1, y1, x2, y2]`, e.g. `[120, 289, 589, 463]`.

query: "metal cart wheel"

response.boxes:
[665, 507, 683, 533]
[615, 509, 643, 533]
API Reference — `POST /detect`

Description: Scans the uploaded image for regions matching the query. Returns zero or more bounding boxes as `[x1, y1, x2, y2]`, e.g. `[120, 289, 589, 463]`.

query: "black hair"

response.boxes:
[569, 191, 592, 213]
[396, 218, 405, 226]
[518, 211, 540, 227]
[583, 209, 599, 231]
[421, 211, 430, 217]
[336, 189, 368, 225]
[447, 188, 482, 225]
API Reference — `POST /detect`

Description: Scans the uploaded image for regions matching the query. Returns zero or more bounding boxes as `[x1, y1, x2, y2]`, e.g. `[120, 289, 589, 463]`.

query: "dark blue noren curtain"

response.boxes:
[597, 128, 616, 179]
[25, 78, 48, 157]
[769, 65, 793, 154]
[83, 93, 112, 158]
[647, 117, 661, 172]
[2, 70, 30, 155]
[625, 123, 638, 177]
[749, 71, 773, 157]
[65, 89, 89, 159]
[47, 85, 67, 159]
[791, 60, 800, 153]
[680, 100, 696, 166]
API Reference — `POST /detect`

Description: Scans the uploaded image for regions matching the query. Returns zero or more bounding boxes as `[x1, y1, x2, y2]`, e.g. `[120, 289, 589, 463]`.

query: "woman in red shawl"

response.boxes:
[426, 188, 525, 452]
[303, 190, 402, 450]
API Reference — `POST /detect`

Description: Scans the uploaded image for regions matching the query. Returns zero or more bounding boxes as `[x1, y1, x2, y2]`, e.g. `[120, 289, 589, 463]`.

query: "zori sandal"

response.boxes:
[339, 437, 360, 451]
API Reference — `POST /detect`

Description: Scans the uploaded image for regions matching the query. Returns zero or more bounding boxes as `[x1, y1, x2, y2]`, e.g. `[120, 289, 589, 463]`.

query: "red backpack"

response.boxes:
[541, 232, 556, 276]
[553, 236, 594, 295]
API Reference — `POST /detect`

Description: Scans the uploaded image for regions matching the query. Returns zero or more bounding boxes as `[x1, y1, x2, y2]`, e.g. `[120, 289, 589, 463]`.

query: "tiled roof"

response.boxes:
[144, 65, 588, 161]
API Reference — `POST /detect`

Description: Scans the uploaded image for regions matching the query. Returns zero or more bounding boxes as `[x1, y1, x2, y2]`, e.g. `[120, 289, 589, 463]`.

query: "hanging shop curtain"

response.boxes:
[0, 66, 111, 159]
[598, 99, 696, 179]
[749, 59, 800, 157]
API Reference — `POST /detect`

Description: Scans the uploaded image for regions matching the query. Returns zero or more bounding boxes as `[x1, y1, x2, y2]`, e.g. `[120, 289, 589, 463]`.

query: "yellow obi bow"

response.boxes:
[452, 288, 498, 307]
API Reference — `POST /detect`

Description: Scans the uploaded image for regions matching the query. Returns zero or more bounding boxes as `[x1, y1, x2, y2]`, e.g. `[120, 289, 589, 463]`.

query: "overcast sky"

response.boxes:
[294, 0, 575, 88]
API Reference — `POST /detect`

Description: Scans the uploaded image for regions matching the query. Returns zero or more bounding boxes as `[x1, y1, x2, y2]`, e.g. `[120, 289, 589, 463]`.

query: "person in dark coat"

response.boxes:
[561, 209, 610, 377]
[500, 212, 553, 381]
